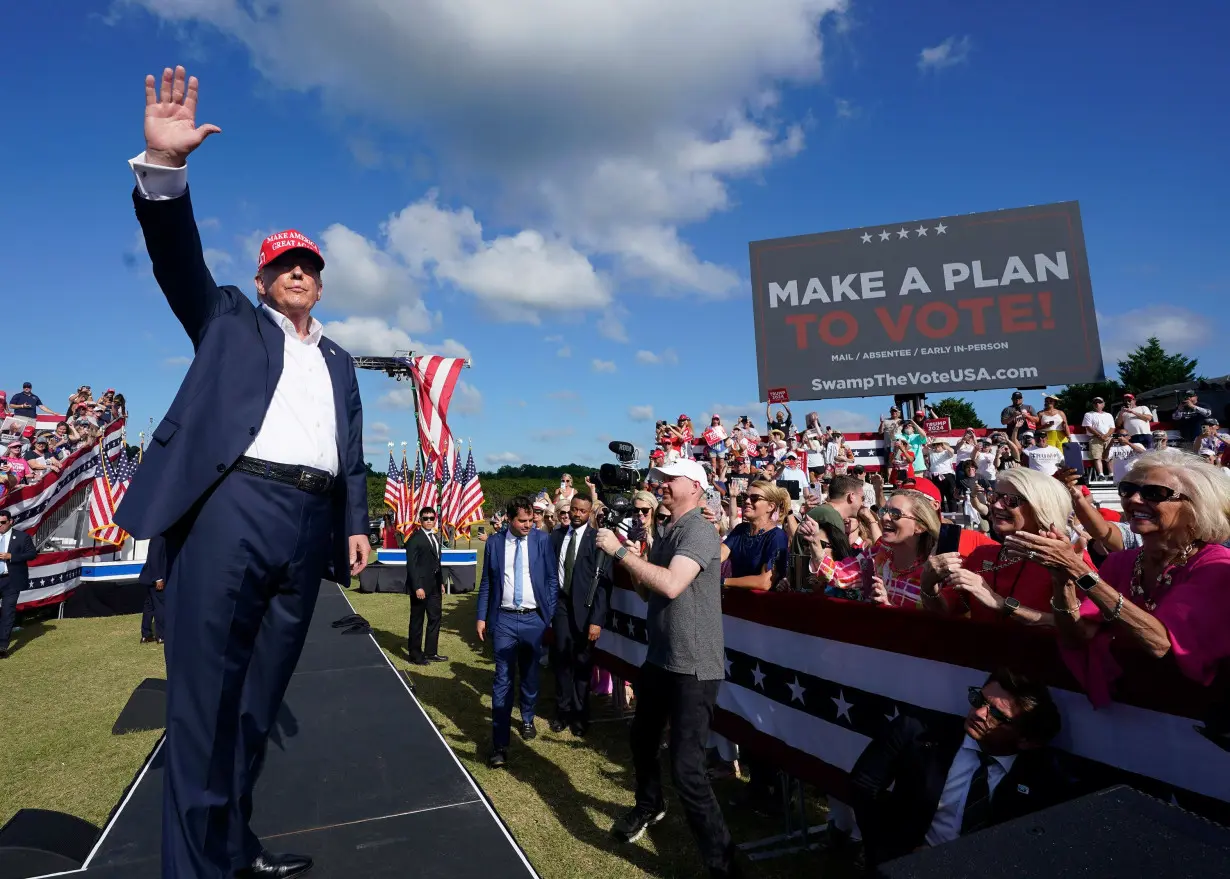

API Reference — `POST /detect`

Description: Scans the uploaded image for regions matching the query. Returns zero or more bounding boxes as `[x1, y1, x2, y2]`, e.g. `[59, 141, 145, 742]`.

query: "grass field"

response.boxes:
[0, 565, 845, 878]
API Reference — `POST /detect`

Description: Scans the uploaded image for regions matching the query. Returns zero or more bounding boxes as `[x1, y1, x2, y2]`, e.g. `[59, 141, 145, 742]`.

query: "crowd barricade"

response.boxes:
[16, 545, 121, 611]
[593, 575, 1230, 823]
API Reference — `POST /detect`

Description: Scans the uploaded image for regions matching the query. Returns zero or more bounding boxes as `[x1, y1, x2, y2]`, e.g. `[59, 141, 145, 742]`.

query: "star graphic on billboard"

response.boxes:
[878, 230, 890, 241]
[897, 227, 910, 239]
[860, 232, 872, 244]
[935, 222, 948, 234]
[915, 225, 928, 237]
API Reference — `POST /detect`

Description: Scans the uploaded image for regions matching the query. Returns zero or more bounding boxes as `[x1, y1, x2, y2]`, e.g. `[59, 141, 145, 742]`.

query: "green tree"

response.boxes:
[1054, 380, 1123, 423]
[929, 397, 985, 429]
[1115, 336, 1198, 394]
[367, 474, 388, 519]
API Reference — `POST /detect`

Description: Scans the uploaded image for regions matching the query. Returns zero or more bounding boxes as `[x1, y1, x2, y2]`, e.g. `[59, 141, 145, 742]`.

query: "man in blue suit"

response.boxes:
[476, 496, 557, 768]
[120, 66, 369, 879]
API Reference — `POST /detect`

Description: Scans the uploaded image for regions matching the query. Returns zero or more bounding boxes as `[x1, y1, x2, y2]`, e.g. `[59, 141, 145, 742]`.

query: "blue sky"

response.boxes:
[3, 1, 1227, 470]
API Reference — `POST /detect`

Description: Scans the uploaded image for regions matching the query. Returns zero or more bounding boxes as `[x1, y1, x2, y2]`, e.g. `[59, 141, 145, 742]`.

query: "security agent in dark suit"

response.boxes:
[476, 496, 558, 768]
[406, 506, 447, 665]
[0, 510, 37, 659]
[850, 667, 1070, 867]
[121, 67, 369, 879]
[138, 535, 168, 644]
[548, 495, 611, 736]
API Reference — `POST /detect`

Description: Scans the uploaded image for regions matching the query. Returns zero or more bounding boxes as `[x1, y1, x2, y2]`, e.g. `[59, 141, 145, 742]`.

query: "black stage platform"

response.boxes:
[33, 584, 537, 879]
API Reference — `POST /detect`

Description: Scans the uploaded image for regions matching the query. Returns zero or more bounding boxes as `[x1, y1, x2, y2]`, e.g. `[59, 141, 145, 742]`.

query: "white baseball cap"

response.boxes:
[648, 459, 711, 491]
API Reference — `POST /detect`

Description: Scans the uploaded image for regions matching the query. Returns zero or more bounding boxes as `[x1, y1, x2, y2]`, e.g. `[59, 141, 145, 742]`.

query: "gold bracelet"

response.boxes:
[1050, 596, 1080, 619]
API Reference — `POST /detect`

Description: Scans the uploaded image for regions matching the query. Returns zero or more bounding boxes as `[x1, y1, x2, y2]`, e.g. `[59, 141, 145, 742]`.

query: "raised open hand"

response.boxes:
[144, 66, 221, 168]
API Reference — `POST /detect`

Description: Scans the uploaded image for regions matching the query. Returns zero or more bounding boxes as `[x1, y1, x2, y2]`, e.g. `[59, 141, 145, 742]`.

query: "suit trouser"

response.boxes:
[0, 575, 16, 651]
[551, 596, 595, 724]
[141, 583, 166, 640]
[161, 471, 332, 879]
[630, 662, 732, 872]
[491, 610, 545, 749]
[408, 586, 442, 659]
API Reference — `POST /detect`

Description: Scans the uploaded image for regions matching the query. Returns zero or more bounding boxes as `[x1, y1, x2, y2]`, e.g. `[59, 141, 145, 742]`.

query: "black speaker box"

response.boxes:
[0, 809, 99, 878]
[877, 785, 1230, 879]
[112, 677, 167, 735]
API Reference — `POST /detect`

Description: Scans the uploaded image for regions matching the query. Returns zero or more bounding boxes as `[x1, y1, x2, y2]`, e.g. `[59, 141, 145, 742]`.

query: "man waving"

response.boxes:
[119, 66, 369, 879]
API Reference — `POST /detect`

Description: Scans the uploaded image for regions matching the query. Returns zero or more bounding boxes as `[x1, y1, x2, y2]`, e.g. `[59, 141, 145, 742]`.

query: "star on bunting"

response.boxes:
[934, 222, 948, 234]
[878, 230, 891, 242]
[751, 664, 767, 689]
[860, 232, 872, 244]
[897, 227, 909, 239]
[915, 225, 928, 237]
[787, 677, 807, 704]
[832, 689, 853, 723]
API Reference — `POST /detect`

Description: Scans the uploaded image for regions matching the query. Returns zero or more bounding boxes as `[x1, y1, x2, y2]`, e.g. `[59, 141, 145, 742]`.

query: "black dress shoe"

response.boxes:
[426, 654, 449, 662]
[569, 721, 588, 737]
[235, 849, 313, 878]
[0, 648, 8, 659]
[410, 658, 430, 666]
[548, 718, 569, 733]
[488, 749, 507, 768]
[140, 636, 157, 644]
[521, 720, 537, 740]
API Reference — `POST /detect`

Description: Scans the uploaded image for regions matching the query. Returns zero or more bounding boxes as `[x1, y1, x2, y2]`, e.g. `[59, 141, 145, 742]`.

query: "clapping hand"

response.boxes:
[868, 575, 889, 605]
[144, 66, 221, 168]
[1003, 528, 1086, 579]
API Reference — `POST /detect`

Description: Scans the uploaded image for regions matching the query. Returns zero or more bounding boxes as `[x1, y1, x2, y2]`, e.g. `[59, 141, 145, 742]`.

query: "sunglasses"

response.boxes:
[987, 490, 1027, 510]
[634, 507, 653, 516]
[968, 686, 1012, 725]
[656, 514, 671, 523]
[879, 506, 916, 522]
[741, 494, 767, 506]
[1117, 481, 1188, 504]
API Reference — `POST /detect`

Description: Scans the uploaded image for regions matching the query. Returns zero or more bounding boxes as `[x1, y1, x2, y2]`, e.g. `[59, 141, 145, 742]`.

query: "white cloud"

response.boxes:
[810, 408, 875, 433]
[203, 248, 232, 275]
[628, 405, 655, 421]
[635, 348, 679, 366]
[487, 451, 521, 465]
[544, 334, 564, 343]
[592, 359, 617, 373]
[318, 224, 428, 330]
[377, 386, 417, 409]
[451, 380, 484, 415]
[130, 0, 843, 297]
[835, 98, 857, 118]
[1096, 306, 1215, 365]
[163, 355, 192, 366]
[918, 35, 972, 71]
[597, 306, 630, 343]
[556, 346, 572, 358]
[321, 316, 471, 358]
[367, 421, 392, 441]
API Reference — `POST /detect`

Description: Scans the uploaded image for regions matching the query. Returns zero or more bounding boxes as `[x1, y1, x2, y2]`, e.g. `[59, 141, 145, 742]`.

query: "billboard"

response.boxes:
[748, 201, 1103, 401]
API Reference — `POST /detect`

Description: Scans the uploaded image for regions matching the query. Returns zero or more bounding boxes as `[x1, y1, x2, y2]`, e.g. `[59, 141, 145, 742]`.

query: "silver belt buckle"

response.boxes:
[296, 470, 320, 492]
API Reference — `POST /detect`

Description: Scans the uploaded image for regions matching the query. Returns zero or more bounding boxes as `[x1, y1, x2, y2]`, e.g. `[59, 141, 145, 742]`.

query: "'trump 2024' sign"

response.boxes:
[748, 202, 1104, 401]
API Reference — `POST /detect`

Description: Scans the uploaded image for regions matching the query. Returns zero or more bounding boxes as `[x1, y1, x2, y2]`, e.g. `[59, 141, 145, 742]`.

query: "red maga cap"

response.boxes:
[257, 230, 324, 271]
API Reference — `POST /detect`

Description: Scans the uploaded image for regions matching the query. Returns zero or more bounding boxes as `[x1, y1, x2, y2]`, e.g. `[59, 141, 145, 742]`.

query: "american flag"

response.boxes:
[454, 447, 485, 533]
[417, 456, 439, 521]
[408, 356, 465, 463]
[397, 455, 416, 534]
[383, 449, 404, 523]
[89, 452, 131, 546]
[438, 448, 456, 528]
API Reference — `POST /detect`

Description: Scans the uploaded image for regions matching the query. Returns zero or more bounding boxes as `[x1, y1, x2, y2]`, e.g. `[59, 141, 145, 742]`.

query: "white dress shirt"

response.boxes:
[501, 531, 536, 610]
[0, 529, 10, 576]
[128, 152, 339, 476]
[557, 523, 587, 592]
[924, 736, 1016, 847]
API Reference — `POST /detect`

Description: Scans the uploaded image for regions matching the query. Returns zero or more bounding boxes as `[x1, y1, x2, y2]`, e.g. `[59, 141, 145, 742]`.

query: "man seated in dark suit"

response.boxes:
[850, 667, 1069, 867]
[476, 496, 558, 768]
[549, 495, 611, 737]
[0, 510, 37, 658]
[406, 506, 447, 665]
[138, 535, 168, 644]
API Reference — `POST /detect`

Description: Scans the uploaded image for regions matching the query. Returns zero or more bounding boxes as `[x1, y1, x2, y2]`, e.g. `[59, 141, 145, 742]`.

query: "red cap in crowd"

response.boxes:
[21, 424, 35, 439]
[257, 230, 325, 272]
[1099, 508, 1122, 522]
[678, 414, 689, 421]
[902, 476, 942, 507]
[649, 449, 665, 460]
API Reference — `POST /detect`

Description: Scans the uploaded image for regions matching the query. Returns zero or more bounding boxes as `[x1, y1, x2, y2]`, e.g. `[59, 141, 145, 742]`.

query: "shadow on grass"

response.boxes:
[7, 616, 54, 656]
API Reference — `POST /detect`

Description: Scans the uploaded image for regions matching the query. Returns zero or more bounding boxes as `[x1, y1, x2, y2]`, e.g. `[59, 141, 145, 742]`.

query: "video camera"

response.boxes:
[591, 440, 644, 537]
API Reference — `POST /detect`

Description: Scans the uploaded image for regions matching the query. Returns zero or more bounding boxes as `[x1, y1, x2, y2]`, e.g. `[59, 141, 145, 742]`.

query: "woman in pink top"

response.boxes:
[1008, 448, 1230, 705]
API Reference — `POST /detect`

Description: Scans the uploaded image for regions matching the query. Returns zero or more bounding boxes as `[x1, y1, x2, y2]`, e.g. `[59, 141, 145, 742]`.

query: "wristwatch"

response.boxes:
[1075, 571, 1099, 592]
[1002, 597, 1021, 617]
[614, 546, 629, 562]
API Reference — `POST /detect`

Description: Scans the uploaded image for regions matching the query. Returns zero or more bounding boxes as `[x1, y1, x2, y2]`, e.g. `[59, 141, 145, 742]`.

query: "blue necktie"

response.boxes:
[513, 536, 525, 608]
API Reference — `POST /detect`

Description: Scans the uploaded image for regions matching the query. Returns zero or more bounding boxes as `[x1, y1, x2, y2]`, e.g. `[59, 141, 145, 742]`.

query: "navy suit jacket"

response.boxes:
[477, 528, 558, 627]
[549, 525, 611, 630]
[137, 535, 168, 587]
[115, 188, 367, 584]
[1, 530, 37, 594]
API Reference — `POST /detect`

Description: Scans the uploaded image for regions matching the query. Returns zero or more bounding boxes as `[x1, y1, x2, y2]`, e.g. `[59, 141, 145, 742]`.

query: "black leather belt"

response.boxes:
[234, 456, 335, 495]
[501, 606, 536, 615]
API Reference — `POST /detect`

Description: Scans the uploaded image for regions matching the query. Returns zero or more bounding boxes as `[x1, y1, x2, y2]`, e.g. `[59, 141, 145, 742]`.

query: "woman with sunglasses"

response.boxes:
[924, 467, 1090, 625]
[1011, 449, 1230, 704]
[802, 490, 938, 607]
[720, 481, 790, 591]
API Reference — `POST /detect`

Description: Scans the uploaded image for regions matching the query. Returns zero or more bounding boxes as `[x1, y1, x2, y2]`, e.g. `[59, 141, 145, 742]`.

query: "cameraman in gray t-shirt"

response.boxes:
[596, 459, 735, 876]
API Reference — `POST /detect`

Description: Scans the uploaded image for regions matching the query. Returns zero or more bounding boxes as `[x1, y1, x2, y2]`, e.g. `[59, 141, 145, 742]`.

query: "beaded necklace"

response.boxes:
[1130, 543, 1200, 612]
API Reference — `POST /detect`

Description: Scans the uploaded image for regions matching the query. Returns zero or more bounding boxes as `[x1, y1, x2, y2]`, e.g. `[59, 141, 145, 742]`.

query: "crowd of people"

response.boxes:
[0, 381, 128, 499]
